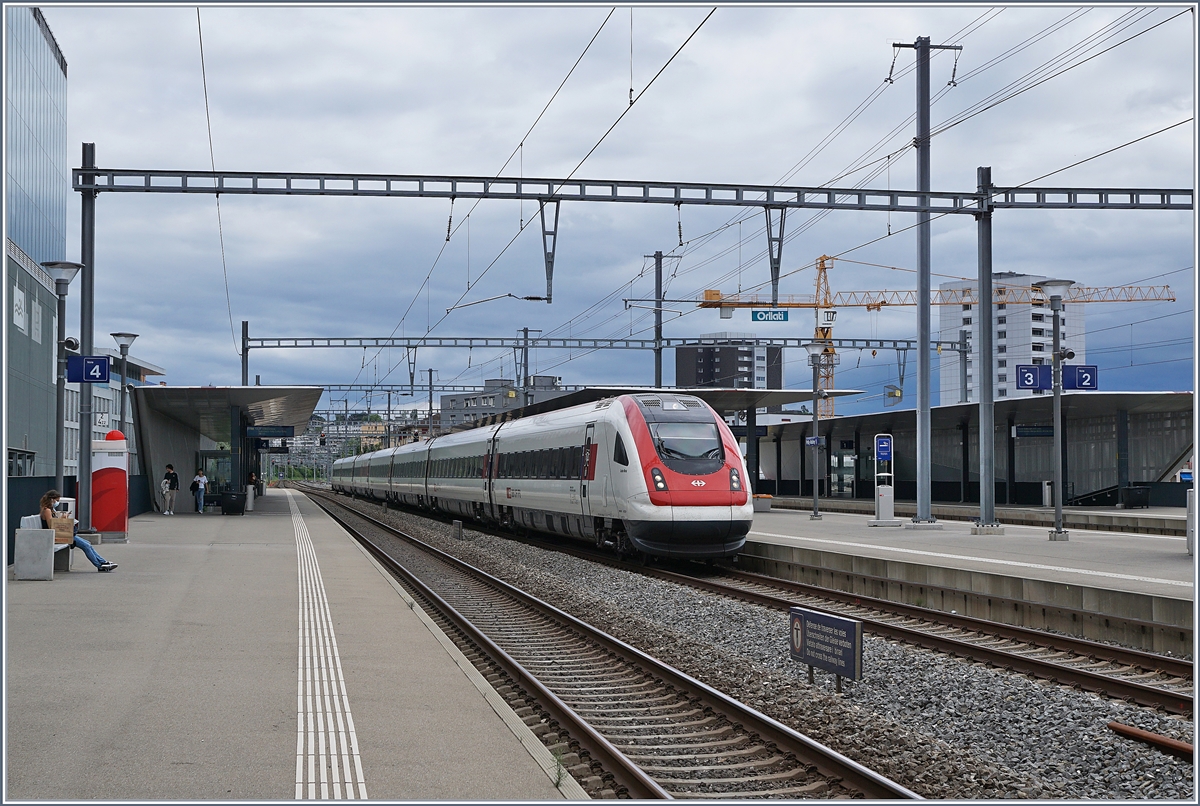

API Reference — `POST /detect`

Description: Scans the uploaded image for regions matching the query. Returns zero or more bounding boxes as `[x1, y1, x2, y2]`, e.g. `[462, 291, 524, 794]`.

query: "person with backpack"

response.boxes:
[161, 464, 180, 515]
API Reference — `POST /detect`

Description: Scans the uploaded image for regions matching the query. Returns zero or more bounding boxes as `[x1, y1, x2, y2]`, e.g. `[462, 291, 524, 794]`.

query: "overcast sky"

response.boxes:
[36, 3, 1196, 416]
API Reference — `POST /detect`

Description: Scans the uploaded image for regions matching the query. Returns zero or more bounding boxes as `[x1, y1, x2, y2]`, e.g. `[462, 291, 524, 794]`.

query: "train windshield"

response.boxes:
[649, 422, 723, 466]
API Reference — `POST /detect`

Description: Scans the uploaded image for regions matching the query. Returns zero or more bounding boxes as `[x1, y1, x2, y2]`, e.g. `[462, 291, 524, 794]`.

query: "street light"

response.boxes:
[42, 261, 83, 495]
[1033, 278, 1075, 541]
[804, 341, 838, 520]
[110, 332, 138, 438]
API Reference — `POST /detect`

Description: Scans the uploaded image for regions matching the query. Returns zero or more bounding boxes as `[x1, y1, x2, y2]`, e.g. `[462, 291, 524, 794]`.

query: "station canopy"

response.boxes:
[135, 386, 323, 444]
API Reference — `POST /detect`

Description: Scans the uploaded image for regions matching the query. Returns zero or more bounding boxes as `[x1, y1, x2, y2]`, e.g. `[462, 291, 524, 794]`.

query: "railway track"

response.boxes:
[485, 528, 1193, 716]
[313, 486, 1193, 716]
[305, 489, 919, 799]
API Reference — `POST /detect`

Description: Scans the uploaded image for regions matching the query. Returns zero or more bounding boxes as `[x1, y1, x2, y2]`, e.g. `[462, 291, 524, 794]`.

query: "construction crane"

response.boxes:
[699, 256, 1177, 416]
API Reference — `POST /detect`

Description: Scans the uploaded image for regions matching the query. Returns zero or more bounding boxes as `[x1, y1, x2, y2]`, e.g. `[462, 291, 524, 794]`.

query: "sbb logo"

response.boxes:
[691, 479, 707, 487]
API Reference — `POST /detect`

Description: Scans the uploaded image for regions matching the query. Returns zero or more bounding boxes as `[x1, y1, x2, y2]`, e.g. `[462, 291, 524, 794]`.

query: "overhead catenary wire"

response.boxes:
[196, 8, 240, 358]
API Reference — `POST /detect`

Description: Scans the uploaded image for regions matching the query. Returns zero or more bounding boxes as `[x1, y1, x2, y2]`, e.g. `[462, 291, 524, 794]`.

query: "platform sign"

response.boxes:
[789, 607, 863, 681]
[1063, 365, 1099, 390]
[874, 434, 892, 462]
[246, 425, 295, 438]
[805, 436, 825, 447]
[1015, 364, 1051, 390]
[67, 355, 111, 384]
[1015, 425, 1055, 438]
[752, 310, 788, 322]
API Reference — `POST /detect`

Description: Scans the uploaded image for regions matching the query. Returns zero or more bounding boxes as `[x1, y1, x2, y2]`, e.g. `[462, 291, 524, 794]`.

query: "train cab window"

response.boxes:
[650, 422, 724, 474]
[613, 433, 629, 466]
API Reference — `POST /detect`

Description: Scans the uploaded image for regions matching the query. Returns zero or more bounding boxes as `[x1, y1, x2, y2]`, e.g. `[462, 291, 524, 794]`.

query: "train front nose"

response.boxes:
[626, 503, 750, 559]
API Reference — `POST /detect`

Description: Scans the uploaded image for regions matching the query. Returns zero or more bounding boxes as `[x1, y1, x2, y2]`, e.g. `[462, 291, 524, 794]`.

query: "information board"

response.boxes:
[246, 425, 296, 438]
[805, 436, 825, 447]
[1015, 364, 1052, 390]
[874, 434, 892, 462]
[751, 310, 788, 322]
[789, 607, 863, 680]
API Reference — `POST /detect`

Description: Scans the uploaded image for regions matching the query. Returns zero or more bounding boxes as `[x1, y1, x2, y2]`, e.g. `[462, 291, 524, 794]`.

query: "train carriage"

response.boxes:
[332, 392, 751, 559]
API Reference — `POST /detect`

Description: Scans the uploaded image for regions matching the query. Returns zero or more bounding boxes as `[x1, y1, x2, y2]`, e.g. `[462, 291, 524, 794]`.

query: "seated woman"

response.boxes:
[39, 490, 117, 572]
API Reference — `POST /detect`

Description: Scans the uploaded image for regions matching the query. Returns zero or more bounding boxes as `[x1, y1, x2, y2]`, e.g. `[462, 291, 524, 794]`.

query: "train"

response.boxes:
[331, 391, 752, 559]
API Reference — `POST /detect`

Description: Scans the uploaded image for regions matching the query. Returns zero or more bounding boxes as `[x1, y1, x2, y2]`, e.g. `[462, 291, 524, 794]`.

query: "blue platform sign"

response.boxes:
[1015, 364, 1052, 390]
[751, 310, 788, 322]
[1063, 365, 1099, 390]
[805, 435, 825, 447]
[789, 607, 863, 681]
[875, 434, 892, 462]
[67, 355, 110, 384]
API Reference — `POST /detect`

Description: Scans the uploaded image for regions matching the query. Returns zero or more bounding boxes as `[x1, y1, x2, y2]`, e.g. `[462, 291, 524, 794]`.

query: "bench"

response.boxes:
[14, 516, 73, 580]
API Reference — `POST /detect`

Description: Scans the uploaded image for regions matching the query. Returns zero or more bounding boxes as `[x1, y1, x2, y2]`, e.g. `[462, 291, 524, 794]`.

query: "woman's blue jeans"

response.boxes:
[196, 490, 205, 512]
[73, 536, 107, 568]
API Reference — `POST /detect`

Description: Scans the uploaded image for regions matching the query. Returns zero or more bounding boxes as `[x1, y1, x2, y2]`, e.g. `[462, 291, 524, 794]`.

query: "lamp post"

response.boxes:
[42, 261, 83, 495]
[110, 332, 138, 437]
[804, 341, 838, 520]
[1034, 279, 1074, 541]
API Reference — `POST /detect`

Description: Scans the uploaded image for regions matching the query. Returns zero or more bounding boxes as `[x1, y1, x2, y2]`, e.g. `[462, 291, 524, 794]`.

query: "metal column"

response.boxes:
[977, 167, 999, 527]
[1051, 301, 1067, 538]
[54, 281, 68, 494]
[914, 37, 933, 523]
[78, 143, 96, 534]
[746, 405, 758, 495]
[959, 329, 969, 403]
[241, 320, 249, 385]
[654, 251, 663, 387]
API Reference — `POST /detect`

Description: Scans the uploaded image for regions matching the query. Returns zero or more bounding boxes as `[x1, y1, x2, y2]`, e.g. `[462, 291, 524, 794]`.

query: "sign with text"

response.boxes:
[805, 435, 825, 447]
[789, 607, 863, 681]
[752, 309, 788, 322]
[874, 434, 892, 462]
[67, 355, 111, 384]
[246, 425, 295, 438]
[1015, 425, 1055, 438]
[1015, 364, 1051, 390]
[1063, 364, 1099, 390]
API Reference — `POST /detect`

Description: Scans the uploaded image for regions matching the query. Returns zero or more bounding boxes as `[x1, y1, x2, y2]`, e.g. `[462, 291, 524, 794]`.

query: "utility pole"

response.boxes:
[654, 250, 663, 387]
[895, 36, 959, 528]
[241, 320, 249, 386]
[78, 142, 97, 535]
[974, 166, 1002, 532]
[427, 368, 435, 435]
[519, 327, 541, 406]
[386, 391, 392, 448]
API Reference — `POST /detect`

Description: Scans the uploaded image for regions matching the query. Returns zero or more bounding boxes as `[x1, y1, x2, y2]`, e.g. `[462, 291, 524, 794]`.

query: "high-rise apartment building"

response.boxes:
[675, 333, 783, 413]
[938, 272, 1086, 405]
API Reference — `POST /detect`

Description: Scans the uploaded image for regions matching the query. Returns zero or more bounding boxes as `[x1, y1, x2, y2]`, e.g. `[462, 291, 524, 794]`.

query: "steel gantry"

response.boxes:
[73, 148, 1192, 535]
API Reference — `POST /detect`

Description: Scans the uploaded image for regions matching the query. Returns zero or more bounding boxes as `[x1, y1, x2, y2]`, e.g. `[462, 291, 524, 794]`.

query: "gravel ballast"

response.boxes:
[332, 495, 1194, 800]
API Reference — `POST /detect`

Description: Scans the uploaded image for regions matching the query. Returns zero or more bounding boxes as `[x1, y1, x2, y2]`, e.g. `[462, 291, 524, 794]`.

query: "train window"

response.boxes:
[552, 448, 563, 478]
[539, 450, 549, 479]
[613, 433, 629, 466]
[572, 446, 583, 477]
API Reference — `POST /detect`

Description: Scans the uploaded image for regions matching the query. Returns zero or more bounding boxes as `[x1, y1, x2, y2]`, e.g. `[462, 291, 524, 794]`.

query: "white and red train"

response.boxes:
[331, 392, 752, 559]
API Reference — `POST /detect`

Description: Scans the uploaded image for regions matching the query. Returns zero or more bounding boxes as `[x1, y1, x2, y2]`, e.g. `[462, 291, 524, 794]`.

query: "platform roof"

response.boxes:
[136, 386, 323, 444]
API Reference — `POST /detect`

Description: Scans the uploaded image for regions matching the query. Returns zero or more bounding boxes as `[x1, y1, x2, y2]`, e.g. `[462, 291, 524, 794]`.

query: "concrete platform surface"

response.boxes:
[6, 488, 577, 801]
[746, 507, 1194, 601]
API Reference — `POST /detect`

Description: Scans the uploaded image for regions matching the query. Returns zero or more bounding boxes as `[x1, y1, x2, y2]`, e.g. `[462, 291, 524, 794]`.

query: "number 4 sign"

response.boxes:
[67, 355, 111, 383]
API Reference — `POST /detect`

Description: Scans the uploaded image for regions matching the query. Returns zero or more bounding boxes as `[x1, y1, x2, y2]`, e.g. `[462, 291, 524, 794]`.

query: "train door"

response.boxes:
[485, 432, 499, 518]
[581, 424, 596, 521]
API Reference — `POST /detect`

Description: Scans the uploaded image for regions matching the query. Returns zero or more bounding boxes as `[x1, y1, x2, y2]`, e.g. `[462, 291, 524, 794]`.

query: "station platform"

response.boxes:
[6, 488, 583, 801]
[740, 506, 1194, 653]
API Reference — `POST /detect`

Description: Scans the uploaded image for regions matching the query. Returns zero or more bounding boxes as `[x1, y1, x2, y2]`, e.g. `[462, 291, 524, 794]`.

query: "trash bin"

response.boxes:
[1042, 480, 1054, 507]
[1118, 485, 1151, 509]
[220, 491, 247, 515]
[245, 484, 255, 512]
[876, 484, 895, 521]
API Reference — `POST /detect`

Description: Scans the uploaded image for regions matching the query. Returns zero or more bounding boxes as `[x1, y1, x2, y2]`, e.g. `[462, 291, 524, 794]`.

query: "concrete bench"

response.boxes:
[14, 527, 73, 580]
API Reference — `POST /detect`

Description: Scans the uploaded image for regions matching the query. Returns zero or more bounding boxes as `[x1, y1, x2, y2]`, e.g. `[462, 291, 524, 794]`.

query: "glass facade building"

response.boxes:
[6, 7, 68, 477]
[6, 6, 68, 266]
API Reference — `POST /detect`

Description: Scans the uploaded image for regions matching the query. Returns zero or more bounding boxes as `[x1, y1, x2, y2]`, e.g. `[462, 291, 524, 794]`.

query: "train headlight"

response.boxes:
[650, 468, 668, 491]
[730, 468, 741, 491]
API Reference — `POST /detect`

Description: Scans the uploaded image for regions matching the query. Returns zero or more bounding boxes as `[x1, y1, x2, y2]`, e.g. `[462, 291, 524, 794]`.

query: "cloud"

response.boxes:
[33, 4, 1193, 409]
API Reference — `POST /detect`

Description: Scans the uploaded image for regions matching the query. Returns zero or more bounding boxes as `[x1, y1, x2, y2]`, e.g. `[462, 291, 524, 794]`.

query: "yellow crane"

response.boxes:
[699, 256, 1176, 417]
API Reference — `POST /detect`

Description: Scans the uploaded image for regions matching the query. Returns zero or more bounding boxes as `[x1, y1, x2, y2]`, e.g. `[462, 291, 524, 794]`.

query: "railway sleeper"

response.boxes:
[623, 745, 770, 763]
[581, 709, 708, 724]
[637, 754, 794, 773]
[661, 767, 822, 786]
[671, 780, 839, 799]
[570, 702, 698, 716]
[613, 727, 742, 744]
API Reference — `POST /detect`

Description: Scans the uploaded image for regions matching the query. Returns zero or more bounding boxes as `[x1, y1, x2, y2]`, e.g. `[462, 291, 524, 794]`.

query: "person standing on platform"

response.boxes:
[39, 490, 117, 572]
[162, 464, 180, 515]
[192, 469, 209, 513]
